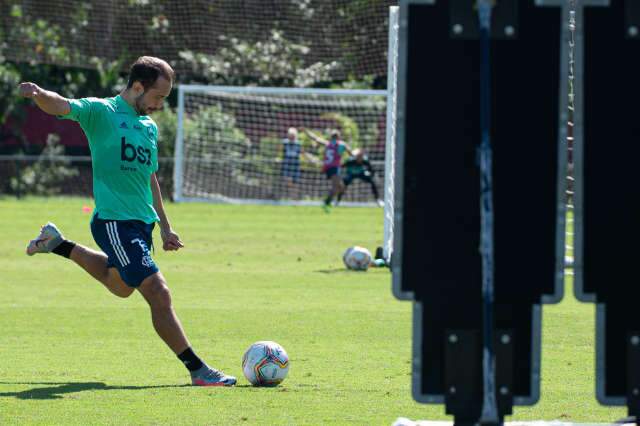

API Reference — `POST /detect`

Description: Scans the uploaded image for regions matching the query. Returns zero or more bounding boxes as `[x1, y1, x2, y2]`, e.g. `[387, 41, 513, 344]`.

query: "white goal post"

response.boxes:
[383, 5, 399, 263]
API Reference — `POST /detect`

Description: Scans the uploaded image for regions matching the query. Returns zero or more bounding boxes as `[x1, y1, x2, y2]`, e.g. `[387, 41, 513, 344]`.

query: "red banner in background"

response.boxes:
[1, 105, 88, 150]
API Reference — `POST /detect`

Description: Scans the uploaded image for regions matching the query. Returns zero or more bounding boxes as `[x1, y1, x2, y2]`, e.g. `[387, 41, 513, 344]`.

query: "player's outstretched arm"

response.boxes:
[151, 173, 184, 251]
[18, 82, 71, 116]
[301, 127, 328, 147]
[343, 142, 354, 156]
[303, 152, 322, 166]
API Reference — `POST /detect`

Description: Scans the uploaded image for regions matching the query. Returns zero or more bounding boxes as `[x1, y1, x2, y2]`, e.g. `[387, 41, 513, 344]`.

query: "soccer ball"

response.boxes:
[242, 341, 290, 386]
[343, 246, 372, 271]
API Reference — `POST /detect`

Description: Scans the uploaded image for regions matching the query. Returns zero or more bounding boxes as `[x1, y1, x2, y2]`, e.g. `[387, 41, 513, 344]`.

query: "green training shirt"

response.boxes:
[60, 95, 159, 223]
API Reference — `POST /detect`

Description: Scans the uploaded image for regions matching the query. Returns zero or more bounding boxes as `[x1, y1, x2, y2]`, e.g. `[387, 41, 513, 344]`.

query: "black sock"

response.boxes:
[52, 240, 76, 258]
[178, 347, 204, 372]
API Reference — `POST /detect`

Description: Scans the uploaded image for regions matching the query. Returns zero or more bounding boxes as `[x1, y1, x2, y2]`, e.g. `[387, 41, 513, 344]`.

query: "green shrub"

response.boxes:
[10, 135, 78, 196]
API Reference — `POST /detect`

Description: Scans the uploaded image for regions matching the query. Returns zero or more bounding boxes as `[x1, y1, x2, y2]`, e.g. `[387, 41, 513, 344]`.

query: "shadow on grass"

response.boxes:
[0, 382, 191, 400]
[314, 268, 362, 274]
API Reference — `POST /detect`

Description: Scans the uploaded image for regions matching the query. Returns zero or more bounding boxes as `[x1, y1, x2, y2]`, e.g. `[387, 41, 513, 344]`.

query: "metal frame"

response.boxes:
[396, 0, 568, 407]
[536, 0, 575, 306]
[391, 0, 435, 301]
[558, 0, 619, 408]
[571, 0, 610, 304]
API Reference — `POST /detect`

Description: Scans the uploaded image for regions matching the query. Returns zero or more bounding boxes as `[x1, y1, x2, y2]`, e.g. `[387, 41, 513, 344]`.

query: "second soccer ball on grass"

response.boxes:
[342, 246, 372, 271]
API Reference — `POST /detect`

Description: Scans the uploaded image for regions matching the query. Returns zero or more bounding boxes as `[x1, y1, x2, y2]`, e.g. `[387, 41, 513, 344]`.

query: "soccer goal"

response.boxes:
[173, 85, 391, 206]
[172, 5, 400, 265]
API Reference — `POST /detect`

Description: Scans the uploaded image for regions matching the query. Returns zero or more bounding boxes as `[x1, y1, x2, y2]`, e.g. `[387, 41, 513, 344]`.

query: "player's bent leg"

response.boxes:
[104, 267, 135, 298]
[138, 272, 236, 387]
[26, 222, 133, 298]
[362, 175, 383, 206]
[69, 245, 134, 298]
[337, 176, 353, 205]
[332, 175, 345, 198]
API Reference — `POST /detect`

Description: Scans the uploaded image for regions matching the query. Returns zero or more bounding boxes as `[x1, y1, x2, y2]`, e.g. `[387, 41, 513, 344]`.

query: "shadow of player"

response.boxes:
[0, 381, 190, 400]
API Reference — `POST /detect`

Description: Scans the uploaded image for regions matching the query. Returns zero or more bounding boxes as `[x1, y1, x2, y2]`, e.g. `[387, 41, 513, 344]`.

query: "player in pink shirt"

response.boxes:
[302, 128, 352, 212]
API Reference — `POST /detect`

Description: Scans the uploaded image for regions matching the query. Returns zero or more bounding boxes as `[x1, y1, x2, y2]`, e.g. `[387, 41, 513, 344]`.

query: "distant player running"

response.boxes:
[19, 56, 236, 387]
[336, 148, 383, 206]
[302, 128, 352, 212]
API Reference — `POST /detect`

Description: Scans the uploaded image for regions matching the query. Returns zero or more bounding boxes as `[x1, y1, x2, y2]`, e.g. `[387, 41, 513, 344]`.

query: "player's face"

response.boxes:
[134, 76, 172, 115]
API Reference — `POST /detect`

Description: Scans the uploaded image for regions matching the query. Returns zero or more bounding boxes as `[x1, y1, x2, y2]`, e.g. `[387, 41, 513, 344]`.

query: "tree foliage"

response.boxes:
[178, 30, 339, 87]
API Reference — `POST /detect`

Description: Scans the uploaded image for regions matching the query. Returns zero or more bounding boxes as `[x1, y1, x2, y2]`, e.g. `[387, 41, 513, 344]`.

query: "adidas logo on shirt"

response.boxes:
[120, 122, 128, 129]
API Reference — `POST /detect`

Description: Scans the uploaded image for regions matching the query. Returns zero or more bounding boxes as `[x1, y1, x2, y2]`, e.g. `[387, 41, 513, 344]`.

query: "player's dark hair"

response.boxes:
[126, 56, 175, 90]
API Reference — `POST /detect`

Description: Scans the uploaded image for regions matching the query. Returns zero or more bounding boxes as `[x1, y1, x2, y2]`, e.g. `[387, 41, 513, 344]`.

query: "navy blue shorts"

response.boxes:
[325, 167, 340, 179]
[90, 214, 159, 287]
[281, 162, 301, 183]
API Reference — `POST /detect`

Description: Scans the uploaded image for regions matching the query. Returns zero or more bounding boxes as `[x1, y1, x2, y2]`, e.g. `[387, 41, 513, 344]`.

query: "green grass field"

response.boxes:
[0, 198, 625, 424]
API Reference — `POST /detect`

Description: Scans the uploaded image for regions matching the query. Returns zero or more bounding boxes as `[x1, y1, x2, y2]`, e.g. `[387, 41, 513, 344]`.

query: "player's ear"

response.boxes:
[132, 81, 144, 95]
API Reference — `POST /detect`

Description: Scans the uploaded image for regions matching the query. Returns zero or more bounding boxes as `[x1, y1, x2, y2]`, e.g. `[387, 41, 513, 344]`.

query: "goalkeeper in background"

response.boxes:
[19, 56, 236, 387]
[337, 149, 383, 207]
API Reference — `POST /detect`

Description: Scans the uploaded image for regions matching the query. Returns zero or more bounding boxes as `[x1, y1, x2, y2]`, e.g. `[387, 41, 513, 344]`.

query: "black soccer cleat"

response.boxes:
[375, 246, 384, 260]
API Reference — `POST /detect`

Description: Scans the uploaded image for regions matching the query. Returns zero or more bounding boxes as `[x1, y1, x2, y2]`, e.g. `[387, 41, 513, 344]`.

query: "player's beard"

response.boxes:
[134, 92, 151, 116]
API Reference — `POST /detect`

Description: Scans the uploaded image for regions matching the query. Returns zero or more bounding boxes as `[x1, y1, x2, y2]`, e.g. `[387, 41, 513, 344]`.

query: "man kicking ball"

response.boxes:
[20, 56, 236, 387]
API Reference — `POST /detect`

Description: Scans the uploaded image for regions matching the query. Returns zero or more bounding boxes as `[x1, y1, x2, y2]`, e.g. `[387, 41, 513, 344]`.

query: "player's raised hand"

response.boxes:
[18, 82, 41, 98]
[161, 228, 184, 251]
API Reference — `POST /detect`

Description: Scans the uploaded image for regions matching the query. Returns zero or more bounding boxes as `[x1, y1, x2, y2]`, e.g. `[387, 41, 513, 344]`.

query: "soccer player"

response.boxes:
[336, 148, 383, 207]
[280, 127, 303, 199]
[302, 127, 352, 212]
[19, 56, 236, 387]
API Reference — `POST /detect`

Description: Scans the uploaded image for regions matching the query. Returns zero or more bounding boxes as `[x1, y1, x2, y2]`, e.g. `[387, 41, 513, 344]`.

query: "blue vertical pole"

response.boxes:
[477, 0, 499, 423]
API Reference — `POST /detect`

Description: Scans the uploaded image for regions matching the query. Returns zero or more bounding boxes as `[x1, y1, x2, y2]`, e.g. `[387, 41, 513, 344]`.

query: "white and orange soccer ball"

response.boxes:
[242, 341, 290, 386]
[342, 246, 372, 271]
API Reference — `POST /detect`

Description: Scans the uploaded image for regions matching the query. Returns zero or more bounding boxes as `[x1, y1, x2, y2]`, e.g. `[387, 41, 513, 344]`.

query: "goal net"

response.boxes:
[174, 86, 389, 205]
[0, 1, 395, 82]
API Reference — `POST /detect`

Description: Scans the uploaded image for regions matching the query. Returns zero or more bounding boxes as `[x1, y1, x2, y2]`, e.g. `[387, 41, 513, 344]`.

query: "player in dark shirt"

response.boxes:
[337, 149, 383, 206]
